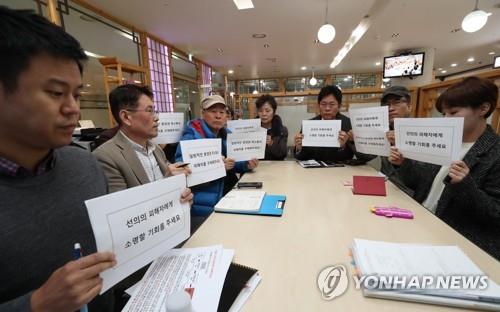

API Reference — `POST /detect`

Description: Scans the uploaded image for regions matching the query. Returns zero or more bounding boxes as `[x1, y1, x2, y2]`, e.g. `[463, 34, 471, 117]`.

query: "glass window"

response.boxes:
[260, 79, 279, 92]
[239, 80, 259, 94]
[285, 78, 306, 92]
[147, 37, 174, 112]
[172, 53, 197, 79]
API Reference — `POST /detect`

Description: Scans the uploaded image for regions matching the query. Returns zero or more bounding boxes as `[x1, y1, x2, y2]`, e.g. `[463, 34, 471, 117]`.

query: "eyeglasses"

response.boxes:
[383, 99, 408, 106]
[126, 108, 159, 116]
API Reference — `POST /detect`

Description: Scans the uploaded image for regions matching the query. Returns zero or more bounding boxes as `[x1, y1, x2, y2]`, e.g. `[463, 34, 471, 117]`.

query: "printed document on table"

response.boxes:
[180, 138, 226, 187]
[123, 245, 234, 312]
[227, 130, 267, 161]
[215, 190, 266, 212]
[153, 112, 184, 144]
[394, 117, 463, 166]
[85, 174, 190, 293]
[227, 118, 261, 133]
[302, 120, 341, 147]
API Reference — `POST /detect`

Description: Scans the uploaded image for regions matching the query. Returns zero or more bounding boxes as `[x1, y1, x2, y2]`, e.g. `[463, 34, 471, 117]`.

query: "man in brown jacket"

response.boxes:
[94, 84, 192, 199]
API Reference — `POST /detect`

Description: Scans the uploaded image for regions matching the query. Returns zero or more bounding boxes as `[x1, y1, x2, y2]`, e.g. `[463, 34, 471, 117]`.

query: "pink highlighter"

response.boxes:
[370, 206, 414, 219]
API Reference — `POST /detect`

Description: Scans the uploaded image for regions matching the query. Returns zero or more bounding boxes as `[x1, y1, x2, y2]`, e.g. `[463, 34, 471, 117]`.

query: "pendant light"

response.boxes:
[309, 69, 317, 86]
[461, 0, 491, 33]
[317, 0, 336, 44]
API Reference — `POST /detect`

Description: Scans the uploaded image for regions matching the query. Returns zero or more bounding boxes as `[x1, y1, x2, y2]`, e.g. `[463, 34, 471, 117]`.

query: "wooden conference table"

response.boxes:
[184, 161, 500, 312]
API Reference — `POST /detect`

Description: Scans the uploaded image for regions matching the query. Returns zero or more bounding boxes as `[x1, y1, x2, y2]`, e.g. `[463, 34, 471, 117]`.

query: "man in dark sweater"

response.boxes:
[0, 6, 116, 312]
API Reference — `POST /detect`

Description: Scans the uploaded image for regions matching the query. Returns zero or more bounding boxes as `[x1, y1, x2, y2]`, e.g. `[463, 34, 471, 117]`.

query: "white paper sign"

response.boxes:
[180, 138, 226, 187]
[227, 130, 266, 161]
[352, 130, 391, 157]
[153, 112, 184, 144]
[85, 174, 190, 293]
[302, 120, 341, 147]
[349, 106, 391, 156]
[395, 117, 464, 166]
[349, 106, 389, 132]
[227, 118, 261, 133]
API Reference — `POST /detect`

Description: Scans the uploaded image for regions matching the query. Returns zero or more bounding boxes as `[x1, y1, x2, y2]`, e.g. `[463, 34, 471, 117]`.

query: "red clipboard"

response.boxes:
[352, 176, 386, 196]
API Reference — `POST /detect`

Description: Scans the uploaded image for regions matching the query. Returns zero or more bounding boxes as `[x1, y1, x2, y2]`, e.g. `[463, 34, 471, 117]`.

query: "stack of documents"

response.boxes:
[351, 239, 500, 311]
[214, 190, 266, 213]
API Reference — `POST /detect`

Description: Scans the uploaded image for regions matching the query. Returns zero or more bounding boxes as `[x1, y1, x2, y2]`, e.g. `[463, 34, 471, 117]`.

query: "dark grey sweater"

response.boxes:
[0, 146, 113, 311]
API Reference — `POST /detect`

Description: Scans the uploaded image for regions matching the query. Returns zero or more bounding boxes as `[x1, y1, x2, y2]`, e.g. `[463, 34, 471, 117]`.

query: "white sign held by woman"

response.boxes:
[394, 117, 464, 165]
[227, 118, 261, 133]
[227, 130, 267, 161]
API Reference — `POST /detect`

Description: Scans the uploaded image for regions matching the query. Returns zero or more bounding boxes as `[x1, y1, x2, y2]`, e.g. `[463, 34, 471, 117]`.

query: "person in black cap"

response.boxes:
[381, 86, 412, 141]
[363, 86, 414, 196]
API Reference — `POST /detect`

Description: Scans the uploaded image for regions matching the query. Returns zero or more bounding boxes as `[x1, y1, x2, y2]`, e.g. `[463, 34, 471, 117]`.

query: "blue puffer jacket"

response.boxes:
[175, 119, 249, 216]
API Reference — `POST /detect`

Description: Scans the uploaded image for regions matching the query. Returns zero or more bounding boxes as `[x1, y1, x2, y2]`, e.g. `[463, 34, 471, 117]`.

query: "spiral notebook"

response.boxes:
[217, 262, 260, 312]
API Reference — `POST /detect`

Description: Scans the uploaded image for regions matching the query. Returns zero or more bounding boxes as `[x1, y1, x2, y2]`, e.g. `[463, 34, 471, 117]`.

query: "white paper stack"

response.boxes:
[351, 239, 500, 311]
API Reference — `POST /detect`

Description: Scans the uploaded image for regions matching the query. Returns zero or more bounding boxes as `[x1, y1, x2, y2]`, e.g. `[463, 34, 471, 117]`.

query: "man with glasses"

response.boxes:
[176, 94, 259, 231]
[93, 84, 193, 198]
[294, 85, 353, 162]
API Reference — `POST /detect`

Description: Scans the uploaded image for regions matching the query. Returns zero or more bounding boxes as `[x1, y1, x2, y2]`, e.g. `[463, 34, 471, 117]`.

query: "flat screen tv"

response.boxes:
[494, 56, 500, 69]
[383, 52, 425, 78]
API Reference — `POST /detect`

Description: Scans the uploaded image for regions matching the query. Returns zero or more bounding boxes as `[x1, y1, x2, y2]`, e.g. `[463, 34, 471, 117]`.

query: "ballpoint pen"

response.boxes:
[74, 243, 89, 312]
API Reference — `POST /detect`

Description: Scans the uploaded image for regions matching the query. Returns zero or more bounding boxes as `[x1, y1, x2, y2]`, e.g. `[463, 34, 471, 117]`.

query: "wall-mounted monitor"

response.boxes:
[494, 56, 500, 69]
[383, 52, 425, 78]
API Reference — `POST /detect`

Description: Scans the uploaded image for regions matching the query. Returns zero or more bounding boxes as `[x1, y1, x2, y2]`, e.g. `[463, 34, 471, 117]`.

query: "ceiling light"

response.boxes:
[318, 24, 336, 44]
[375, 62, 381, 66]
[309, 69, 317, 86]
[489, 51, 495, 55]
[228, 69, 234, 74]
[437, 68, 443, 71]
[441, 70, 447, 74]
[467, 57, 475, 62]
[451, 63, 457, 67]
[317, 0, 336, 44]
[85, 83, 92, 87]
[252, 90, 259, 95]
[217, 48, 223, 53]
[330, 20, 369, 68]
[252, 33, 266, 39]
[264, 43, 270, 48]
[382, 78, 390, 83]
[233, 0, 254, 10]
[461, 0, 491, 33]
[301, 66, 307, 70]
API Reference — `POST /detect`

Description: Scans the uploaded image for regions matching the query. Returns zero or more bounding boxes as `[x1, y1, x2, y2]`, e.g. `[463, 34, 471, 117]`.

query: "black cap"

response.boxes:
[381, 86, 411, 103]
